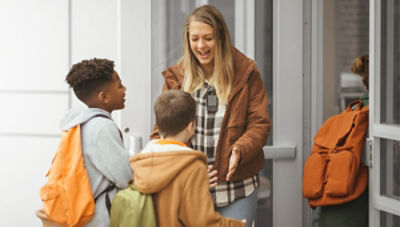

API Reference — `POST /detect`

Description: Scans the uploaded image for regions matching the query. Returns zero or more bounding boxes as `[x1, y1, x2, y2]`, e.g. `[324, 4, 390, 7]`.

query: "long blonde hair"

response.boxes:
[182, 5, 234, 104]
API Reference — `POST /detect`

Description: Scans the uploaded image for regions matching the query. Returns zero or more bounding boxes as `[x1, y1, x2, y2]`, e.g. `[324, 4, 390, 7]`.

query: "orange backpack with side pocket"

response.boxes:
[40, 125, 95, 227]
[302, 100, 369, 208]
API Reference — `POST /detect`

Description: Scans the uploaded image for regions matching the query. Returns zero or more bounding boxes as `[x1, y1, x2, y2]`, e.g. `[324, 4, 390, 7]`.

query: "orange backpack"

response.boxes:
[40, 125, 95, 226]
[303, 100, 369, 208]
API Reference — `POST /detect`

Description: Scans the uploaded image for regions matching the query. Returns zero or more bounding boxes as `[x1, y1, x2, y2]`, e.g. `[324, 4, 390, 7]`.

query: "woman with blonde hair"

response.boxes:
[151, 5, 271, 226]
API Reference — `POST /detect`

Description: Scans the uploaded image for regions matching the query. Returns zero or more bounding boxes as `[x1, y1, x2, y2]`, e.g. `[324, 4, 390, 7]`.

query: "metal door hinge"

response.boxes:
[366, 138, 373, 168]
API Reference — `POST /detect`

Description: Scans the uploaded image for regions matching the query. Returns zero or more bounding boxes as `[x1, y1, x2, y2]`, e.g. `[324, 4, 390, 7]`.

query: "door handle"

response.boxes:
[128, 135, 143, 156]
[263, 145, 296, 159]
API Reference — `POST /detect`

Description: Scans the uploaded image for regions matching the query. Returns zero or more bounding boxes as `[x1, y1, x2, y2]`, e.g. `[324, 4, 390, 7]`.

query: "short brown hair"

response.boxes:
[154, 90, 196, 137]
[65, 58, 115, 102]
[351, 55, 369, 89]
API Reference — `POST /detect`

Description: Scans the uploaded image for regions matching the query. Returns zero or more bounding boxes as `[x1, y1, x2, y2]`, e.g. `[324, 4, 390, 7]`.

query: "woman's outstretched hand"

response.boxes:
[208, 165, 218, 188]
[226, 147, 240, 181]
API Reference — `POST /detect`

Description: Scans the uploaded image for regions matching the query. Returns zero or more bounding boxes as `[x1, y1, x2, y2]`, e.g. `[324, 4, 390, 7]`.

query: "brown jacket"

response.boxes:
[151, 49, 271, 181]
[130, 141, 244, 227]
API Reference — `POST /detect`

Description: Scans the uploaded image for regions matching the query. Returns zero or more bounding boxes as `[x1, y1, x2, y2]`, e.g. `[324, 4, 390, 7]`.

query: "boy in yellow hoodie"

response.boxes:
[130, 90, 245, 227]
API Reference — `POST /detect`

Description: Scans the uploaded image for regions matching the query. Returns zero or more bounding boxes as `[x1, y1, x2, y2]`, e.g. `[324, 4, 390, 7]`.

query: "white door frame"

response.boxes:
[270, 0, 304, 226]
[234, 0, 255, 60]
[119, 0, 152, 152]
[310, 0, 324, 134]
[369, 0, 400, 225]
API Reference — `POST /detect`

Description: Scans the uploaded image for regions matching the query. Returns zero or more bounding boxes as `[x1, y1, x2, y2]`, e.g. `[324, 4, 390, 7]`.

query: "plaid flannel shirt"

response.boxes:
[191, 81, 259, 207]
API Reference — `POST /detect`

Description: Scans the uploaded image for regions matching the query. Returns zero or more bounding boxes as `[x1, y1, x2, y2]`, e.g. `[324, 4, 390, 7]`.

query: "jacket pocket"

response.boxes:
[325, 150, 357, 197]
[227, 122, 245, 144]
[303, 153, 328, 199]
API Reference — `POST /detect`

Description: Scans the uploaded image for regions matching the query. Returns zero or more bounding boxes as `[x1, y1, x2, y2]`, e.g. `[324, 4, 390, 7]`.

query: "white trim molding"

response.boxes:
[234, 0, 255, 59]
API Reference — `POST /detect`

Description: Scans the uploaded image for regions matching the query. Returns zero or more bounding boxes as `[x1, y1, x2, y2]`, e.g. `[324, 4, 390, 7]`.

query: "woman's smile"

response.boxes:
[189, 21, 216, 73]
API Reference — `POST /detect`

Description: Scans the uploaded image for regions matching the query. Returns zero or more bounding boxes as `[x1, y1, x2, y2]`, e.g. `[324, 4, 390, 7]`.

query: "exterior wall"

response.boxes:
[0, 1, 70, 226]
[0, 1, 151, 226]
[336, 0, 369, 73]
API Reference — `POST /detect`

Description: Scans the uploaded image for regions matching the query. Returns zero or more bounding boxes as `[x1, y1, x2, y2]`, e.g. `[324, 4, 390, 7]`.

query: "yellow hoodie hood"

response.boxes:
[129, 140, 207, 194]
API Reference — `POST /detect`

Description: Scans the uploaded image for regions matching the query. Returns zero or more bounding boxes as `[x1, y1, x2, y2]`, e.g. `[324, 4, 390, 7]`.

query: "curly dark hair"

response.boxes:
[65, 58, 115, 102]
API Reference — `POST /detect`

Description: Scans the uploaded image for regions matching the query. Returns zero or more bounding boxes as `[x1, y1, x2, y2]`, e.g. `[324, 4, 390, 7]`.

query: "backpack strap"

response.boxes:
[347, 99, 363, 111]
[94, 183, 117, 216]
[92, 115, 124, 142]
[87, 114, 123, 215]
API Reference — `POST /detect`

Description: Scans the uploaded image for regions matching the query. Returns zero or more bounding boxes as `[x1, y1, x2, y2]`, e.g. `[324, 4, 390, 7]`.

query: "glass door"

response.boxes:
[369, 0, 400, 226]
[149, 1, 304, 226]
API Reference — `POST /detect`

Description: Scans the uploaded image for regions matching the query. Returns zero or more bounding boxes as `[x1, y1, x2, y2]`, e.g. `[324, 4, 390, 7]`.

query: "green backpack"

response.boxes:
[110, 184, 156, 227]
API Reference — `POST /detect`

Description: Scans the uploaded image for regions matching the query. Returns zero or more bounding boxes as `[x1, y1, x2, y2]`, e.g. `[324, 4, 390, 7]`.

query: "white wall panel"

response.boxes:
[0, 93, 69, 135]
[0, 1, 125, 226]
[119, 0, 152, 145]
[70, 0, 118, 67]
[0, 136, 60, 226]
[70, 0, 119, 110]
[0, 0, 69, 91]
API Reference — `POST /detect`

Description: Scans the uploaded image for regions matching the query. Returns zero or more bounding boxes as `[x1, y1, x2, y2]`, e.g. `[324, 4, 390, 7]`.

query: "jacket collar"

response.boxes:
[228, 48, 256, 102]
[161, 48, 257, 102]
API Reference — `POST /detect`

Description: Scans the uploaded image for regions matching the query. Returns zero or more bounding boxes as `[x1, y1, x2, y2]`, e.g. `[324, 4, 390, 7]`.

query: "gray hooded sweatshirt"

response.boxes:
[61, 108, 132, 227]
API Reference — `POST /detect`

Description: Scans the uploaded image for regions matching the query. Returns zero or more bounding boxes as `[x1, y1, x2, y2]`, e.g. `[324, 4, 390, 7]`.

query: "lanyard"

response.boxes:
[206, 86, 218, 113]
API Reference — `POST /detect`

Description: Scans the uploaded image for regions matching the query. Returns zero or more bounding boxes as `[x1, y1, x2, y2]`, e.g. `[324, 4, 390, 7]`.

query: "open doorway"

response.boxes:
[310, 0, 370, 226]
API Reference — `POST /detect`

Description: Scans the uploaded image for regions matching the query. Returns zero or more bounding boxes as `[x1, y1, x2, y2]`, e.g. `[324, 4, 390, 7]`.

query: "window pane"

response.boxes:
[255, 0, 273, 145]
[254, 0, 273, 226]
[326, 0, 369, 118]
[380, 138, 400, 200]
[256, 160, 273, 226]
[151, 0, 193, 125]
[380, 211, 400, 227]
[208, 0, 235, 44]
[380, 0, 400, 125]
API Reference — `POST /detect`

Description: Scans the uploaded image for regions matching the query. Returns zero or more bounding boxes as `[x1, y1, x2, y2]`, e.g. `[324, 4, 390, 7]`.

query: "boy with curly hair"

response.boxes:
[63, 58, 132, 226]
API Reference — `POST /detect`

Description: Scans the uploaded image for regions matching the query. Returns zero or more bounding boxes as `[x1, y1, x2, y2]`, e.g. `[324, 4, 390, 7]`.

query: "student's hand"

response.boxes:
[226, 147, 240, 181]
[242, 219, 247, 223]
[208, 165, 218, 188]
